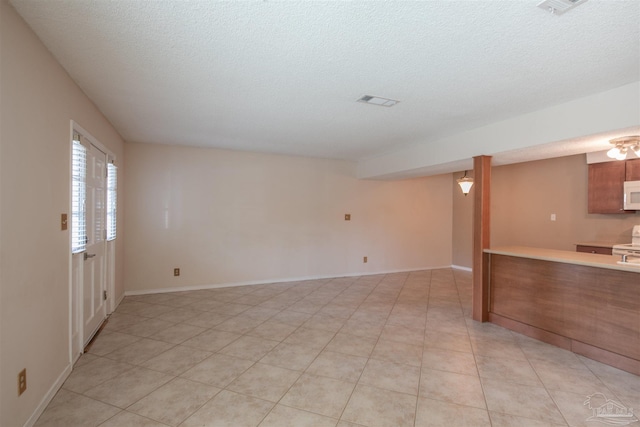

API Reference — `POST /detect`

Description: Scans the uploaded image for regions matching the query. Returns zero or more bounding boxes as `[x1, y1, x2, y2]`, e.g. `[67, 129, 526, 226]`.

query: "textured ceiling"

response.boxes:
[10, 0, 640, 171]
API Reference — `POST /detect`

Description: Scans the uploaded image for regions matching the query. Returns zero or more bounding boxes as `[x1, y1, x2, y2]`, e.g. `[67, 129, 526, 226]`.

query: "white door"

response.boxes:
[83, 143, 107, 345]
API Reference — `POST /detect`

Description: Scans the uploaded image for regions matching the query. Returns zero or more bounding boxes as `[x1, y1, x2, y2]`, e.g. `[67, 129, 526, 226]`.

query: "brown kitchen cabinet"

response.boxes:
[588, 158, 640, 214]
[627, 158, 640, 180]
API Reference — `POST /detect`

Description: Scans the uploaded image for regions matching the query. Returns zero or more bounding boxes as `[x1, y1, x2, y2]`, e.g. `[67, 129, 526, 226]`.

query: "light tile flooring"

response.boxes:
[36, 269, 639, 427]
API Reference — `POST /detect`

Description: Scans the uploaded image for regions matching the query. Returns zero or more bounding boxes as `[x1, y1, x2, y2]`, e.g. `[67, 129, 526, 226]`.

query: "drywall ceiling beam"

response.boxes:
[357, 81, 640, 180]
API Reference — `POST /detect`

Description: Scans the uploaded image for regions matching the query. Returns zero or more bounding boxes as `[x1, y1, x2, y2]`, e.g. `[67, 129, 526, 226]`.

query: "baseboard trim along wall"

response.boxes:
[124, 265, 454, 296]
[114, 292, 126, 310]
[24, 364, 73, 427]
[451, 265, 473, 272]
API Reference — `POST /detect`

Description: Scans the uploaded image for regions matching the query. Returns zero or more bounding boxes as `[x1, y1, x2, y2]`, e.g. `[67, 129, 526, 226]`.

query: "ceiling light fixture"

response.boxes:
[606, 136, 640, 161]
[357, 95, 399, 107]
[457, 170, 474, 196]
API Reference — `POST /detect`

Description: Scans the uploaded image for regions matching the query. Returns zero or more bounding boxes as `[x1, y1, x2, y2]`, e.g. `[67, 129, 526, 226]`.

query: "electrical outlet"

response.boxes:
[550, 213, 557, 221]
[363, 256, 368, 263]
[345, 214, 351, 221]
[61, 213, 68, 231]
[174, 268, 180, 276]
[18, 369, 26, 396]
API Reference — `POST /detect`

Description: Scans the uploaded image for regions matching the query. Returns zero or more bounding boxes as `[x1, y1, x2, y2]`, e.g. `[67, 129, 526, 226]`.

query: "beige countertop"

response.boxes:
[485, 246, 640, 273]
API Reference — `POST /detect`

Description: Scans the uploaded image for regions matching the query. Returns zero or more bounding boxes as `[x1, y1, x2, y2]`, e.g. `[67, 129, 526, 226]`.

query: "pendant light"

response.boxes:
[457, 170, 474, 196]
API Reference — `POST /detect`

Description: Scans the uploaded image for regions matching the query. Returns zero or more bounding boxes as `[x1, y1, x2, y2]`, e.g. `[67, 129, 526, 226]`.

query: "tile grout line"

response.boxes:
[414, 268, 432, 427]
[247, 276, 365, 425]
[223, 274, 382, 425]
[452, 268, 495, 426]
[333, 272, 408, 425]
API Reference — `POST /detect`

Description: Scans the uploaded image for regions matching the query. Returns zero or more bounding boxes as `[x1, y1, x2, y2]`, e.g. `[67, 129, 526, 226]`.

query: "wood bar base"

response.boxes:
[485, 249, 640, 376]
[490, 313, 640, 376]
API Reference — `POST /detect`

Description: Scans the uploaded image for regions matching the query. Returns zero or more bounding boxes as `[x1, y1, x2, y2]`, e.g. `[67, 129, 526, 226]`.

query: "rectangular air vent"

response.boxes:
[357, 95, 399, 107]
[537, 0, 587, 15]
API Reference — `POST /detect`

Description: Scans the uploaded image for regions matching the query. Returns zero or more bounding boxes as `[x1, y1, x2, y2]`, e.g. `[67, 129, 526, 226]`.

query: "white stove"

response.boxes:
[612, 225, 640, 266]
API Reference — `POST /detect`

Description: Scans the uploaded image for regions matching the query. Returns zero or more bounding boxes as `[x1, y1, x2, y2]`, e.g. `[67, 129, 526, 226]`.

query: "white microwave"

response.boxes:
[624, 180, 640, 210]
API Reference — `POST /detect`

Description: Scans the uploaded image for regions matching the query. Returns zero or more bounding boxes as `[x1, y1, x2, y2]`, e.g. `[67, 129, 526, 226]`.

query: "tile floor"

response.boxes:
[35, 269, 640, 427]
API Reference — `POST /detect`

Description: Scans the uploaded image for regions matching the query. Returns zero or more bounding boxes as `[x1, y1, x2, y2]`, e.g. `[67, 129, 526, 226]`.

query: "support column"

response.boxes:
[472, 155, 491, 322]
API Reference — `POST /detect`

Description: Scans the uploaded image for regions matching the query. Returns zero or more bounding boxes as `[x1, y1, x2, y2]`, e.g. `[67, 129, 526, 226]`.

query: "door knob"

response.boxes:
[84, 253, 96, 261]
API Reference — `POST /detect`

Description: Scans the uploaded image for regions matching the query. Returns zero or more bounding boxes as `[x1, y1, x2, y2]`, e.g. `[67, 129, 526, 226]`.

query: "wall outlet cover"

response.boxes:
[18, 369, 26, 396]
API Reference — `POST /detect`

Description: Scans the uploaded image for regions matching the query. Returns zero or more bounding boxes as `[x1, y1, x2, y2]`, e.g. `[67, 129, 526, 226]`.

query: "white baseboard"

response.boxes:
[124, 265, 453, 296]
[451, 264, 473, 272]
[115, 291, 126, 308]
[24, 363, 73, 427]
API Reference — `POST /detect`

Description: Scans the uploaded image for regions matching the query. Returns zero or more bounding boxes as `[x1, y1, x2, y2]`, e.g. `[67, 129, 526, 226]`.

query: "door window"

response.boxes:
[106, 163, 117, 241]
[71, 135, 87, 253]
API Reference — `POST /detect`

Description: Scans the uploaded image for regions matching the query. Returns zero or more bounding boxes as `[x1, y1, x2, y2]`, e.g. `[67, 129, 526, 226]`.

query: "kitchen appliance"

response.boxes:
[612, 225, 640, 266]
[623, 180, 640, 210]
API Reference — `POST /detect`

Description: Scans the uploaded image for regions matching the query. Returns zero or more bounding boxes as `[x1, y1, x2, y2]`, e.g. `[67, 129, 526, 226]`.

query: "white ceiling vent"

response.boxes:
[537, 0, 587, 15]
[357, 95, 400, 107]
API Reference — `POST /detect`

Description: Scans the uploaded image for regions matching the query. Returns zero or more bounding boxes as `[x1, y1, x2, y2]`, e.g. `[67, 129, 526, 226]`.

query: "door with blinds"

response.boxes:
[82, 142, 108, 345]
[71, 126, 117, 358]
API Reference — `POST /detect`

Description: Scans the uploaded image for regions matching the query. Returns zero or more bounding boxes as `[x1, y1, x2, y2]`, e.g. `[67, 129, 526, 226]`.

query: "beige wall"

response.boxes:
[451, 170, 474, 268]
[491, 154, 640, 249]
[124, 142, 453, 292]
[0, 2, 126, 426]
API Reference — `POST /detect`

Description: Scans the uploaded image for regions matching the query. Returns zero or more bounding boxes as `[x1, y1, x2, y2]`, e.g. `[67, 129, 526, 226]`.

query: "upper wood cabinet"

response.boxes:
[626, 158, 640, 180]
[588, 161, 625, 213]
[588, 158, 640, 214]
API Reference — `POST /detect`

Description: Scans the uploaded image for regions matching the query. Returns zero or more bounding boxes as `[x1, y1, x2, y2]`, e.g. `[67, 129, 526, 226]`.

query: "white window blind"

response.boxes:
[71, 137, 87, 253]
[106, 163, 117, 241]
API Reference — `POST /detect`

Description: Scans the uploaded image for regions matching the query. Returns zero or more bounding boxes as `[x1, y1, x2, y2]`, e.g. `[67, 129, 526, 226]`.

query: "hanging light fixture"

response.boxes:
[457, 170, 474, 196]
[607, 136, 640, 160]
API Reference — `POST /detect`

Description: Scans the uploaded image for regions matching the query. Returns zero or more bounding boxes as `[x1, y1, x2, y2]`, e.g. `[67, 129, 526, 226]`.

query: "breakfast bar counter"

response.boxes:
[483, 246, 640, 375]
[486, 245, 640, 273]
